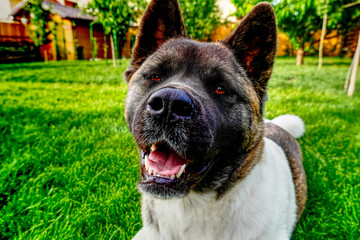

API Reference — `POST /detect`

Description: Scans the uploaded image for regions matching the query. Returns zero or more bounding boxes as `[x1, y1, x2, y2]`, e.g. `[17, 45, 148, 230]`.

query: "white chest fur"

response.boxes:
[134, 138, 297, 240]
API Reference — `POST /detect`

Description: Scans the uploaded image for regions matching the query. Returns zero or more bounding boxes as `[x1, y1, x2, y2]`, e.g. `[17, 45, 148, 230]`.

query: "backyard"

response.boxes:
[0, 58, 359, 239]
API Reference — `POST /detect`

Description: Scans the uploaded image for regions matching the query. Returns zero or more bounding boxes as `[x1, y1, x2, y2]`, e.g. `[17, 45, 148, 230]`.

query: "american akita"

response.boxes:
[124, 0, 307, 239]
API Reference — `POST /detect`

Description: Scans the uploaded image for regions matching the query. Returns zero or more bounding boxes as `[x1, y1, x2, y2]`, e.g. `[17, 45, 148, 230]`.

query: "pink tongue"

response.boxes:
[148, 149, 186, 176]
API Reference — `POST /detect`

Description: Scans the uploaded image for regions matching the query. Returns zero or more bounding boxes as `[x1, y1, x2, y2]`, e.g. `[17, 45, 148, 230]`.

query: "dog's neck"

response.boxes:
[215, 124, 265, 198]
[193, 122, 265, 199]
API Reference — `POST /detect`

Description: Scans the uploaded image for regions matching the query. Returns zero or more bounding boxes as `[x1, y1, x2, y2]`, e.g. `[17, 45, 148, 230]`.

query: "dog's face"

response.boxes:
[124, 0, 277, 198]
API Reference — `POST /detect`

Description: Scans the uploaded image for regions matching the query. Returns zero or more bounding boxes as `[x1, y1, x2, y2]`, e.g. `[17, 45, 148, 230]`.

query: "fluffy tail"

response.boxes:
[270, 114, 305, 139]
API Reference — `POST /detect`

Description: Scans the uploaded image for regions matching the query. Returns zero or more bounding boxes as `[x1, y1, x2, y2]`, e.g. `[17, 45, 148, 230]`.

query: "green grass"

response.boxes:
[0, 57, 359, 239]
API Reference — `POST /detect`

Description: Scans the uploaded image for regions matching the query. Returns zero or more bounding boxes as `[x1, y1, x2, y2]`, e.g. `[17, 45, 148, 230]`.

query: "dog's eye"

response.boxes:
[215, 86, 226, 95]
[151, 75, 161, 82]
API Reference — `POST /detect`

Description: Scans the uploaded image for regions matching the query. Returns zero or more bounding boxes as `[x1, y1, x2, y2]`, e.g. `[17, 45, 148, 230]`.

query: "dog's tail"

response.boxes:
[268, 114, 305, 139]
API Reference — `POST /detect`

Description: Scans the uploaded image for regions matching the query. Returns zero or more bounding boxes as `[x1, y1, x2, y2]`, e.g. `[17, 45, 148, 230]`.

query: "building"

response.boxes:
[0, 0, 357, 63]
[0, 0, 121, 62]
[7, 0, 113, 61]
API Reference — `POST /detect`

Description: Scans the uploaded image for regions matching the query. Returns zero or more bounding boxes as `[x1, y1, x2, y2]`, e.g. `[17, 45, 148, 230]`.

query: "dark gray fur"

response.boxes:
[124, 0, 277, 198]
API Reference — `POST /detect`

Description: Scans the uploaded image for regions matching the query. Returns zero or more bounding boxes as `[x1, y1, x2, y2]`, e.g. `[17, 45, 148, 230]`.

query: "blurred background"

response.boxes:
[0, 0, 359, 64]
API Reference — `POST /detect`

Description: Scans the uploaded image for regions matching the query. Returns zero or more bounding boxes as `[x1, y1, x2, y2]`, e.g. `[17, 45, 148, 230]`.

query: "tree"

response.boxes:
[274, 0, 323, 65]
[232, 0, 324, 65]
[23, 0, 53, 61]
[317, 0, 360, 68]
[317, 0, 328, 70]
[233, 0, 360, 66]
[326, 0, 360, 57]
[179, 0, 221, 41]
[231, 0, 263, 18]
[85, 0, 146, 66]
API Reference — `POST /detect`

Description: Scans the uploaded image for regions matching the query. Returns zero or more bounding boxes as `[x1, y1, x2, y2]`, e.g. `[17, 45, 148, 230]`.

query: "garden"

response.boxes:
[0, 57, 359, 239]
[1, 0, 360, 238]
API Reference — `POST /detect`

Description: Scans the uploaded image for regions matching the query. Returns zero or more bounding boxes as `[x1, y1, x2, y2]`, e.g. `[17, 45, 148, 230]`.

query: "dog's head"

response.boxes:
[124, 0, 277, 198]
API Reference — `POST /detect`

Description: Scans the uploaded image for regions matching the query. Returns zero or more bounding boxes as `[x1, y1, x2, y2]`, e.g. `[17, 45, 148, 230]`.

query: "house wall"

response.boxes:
[0, 21, 31, 43]
[63, 19, 75, 60]
[51, 18, 112, 60]
[0, 21, 38, 63]
[92, 23, 112, 59]
[54, 18, 67, 60]
[53, 16, 77, 60]
[73, 21, 91, 59]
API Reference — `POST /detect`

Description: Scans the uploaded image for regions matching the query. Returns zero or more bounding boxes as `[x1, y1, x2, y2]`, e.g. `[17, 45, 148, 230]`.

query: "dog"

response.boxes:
[124, 0, 307, 239]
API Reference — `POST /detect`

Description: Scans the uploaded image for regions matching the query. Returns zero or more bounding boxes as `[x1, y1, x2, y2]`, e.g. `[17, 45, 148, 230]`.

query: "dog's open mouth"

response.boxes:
[143, 142, 188, 180]
[139, 141, 212, 197]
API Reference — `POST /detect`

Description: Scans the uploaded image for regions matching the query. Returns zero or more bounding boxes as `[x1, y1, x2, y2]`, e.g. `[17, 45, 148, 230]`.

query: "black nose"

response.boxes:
[147, 88, 194, 120]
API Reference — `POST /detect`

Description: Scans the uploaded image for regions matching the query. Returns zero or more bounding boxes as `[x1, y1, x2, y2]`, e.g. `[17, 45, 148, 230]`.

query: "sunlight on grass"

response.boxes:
[267, 57, 360, 239]
[0, 57, 359, 239]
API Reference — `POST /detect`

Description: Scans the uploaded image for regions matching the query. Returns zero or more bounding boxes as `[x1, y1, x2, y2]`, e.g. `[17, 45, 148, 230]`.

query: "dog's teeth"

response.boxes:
[176, 164, 187, 178]
[170, 175, 175, 180]
[144, 155, 149, 171]
[148, 168, 153, 175]
[153, 170, 158, 175]
[151, 144, 156, 152]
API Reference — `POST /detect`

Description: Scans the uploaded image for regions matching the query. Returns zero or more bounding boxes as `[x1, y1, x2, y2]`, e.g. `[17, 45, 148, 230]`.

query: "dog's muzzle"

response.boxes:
[133, 87, 216, 198]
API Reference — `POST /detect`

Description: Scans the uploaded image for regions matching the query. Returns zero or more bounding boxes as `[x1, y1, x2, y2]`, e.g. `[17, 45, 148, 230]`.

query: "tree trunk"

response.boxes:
[318, 12, 327, 70]
[347, 32, 360, 97]
[344, 60, 353, 91]
[296, 48, 304, 66]
[112, 30, 118, 60]
[110, 34, 116, 67]
[44, 49, 48, 62]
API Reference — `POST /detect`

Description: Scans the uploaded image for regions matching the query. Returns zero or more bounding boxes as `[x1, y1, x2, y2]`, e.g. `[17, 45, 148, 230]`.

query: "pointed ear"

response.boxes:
[223, 3, 277, 96]
[124, 0, 186, 82]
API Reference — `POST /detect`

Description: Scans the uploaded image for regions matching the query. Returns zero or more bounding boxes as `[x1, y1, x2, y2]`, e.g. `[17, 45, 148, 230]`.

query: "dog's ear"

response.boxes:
[223, 2, 277, 97]
[124, 0, 186, 82]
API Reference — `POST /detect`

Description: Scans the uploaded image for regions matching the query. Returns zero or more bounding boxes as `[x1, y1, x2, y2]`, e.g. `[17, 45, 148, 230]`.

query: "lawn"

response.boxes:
[0, 57, 359, 239]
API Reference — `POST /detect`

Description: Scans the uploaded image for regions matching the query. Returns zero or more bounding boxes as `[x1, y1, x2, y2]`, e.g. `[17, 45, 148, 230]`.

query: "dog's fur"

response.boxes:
[124, 1, 307, 239]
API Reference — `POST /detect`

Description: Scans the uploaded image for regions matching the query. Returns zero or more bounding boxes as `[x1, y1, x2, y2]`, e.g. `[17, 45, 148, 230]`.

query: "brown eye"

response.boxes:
[151, 75, 161, 81]
[215, 86, 226, 94]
